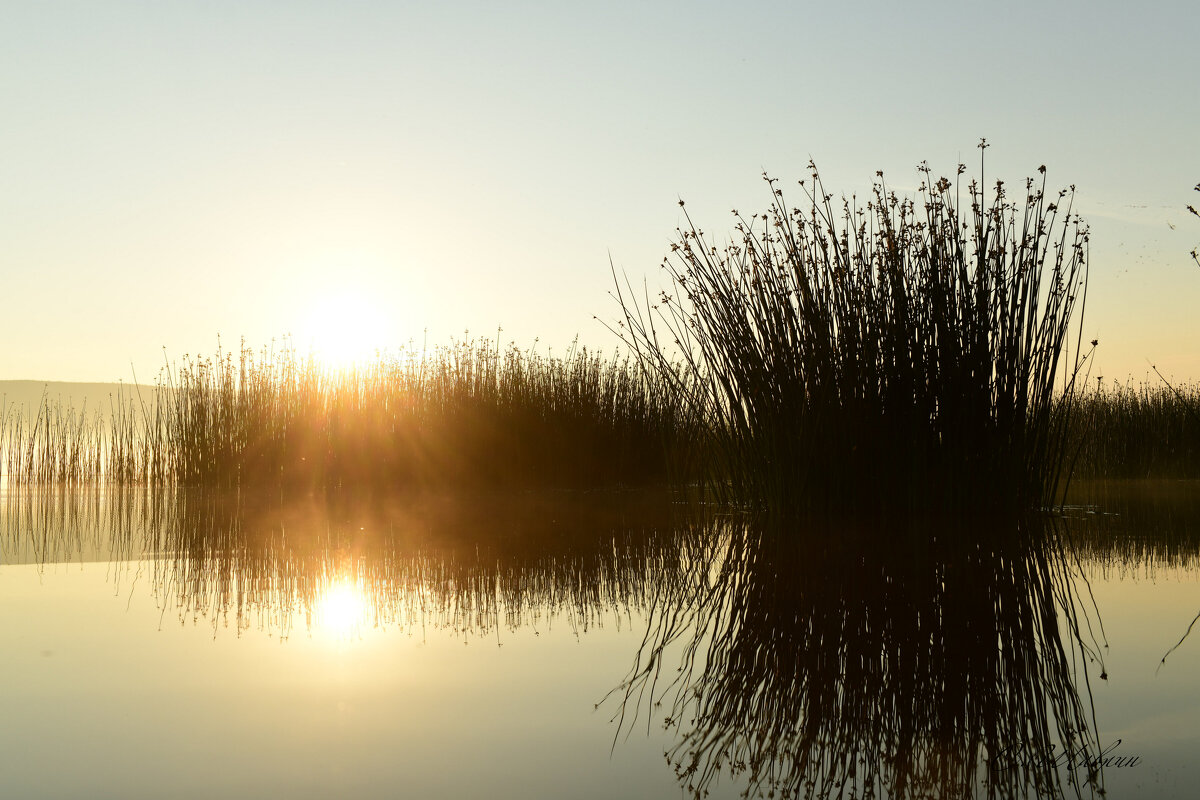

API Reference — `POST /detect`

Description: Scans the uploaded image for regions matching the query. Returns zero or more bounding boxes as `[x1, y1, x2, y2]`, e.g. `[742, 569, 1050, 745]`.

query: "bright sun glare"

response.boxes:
[300, 289, 391, 368]
[316, 579, 368, 638]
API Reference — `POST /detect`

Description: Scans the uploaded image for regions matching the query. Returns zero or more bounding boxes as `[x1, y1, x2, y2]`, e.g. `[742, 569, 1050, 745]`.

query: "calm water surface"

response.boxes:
[0, 484, 1197, 799]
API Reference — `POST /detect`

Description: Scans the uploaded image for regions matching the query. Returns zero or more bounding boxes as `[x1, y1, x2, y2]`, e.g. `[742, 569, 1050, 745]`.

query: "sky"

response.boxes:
[2, 1, 1198, 384]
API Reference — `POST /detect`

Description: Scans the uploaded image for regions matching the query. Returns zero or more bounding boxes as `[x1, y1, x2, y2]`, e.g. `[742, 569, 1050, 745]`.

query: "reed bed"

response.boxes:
[1067, 381, 1200, 478]
[0, 388, 164, 486]
[615, 151, 1091, 516]
[1, 154, 1117, 508]
[0, 398, 104, 484]
[2, 339, 689, 490]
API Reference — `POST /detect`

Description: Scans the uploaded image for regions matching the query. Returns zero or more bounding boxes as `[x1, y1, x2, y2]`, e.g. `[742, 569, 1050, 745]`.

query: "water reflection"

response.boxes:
[1063, 480, 1200, 576]
[313, 576, 370, 639]
[0, 489, 1130, 799]
[608, 513, 1108, 799]
[1, 487, 683, 639]
[0, 486, 144, 565]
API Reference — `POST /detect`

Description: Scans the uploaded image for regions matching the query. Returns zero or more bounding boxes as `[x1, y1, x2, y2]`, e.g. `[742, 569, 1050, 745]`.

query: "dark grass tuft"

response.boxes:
[615, 150, 1091, 517]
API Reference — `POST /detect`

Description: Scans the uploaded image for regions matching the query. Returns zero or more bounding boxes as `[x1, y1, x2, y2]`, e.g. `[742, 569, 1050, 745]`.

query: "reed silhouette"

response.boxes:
[1188, 182, 1198, 267]
[0, 396, 107, 485]
[1, 338, 689, 491]
[1067, 380, 1200, 479]
[614, 150, 1091, 516]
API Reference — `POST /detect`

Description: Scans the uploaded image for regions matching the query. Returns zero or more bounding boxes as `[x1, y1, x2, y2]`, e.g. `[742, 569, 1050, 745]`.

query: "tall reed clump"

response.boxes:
[156, 338, 686, 490]
[616, 147, 1091, 517]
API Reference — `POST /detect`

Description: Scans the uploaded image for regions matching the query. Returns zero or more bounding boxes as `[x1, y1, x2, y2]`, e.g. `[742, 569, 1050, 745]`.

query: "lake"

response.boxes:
[1, 482, 1196, 799]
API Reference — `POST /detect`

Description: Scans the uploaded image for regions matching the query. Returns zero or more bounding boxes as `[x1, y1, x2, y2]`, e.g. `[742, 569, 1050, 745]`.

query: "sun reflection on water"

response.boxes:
[313, 577, 369, 639]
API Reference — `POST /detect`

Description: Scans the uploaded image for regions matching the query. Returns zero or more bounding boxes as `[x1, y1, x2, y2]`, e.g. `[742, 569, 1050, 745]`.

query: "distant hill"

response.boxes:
[0, 380, 160, 418]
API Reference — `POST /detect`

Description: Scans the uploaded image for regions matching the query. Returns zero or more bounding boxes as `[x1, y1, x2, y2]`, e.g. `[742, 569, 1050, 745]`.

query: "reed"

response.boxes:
[0, 387, 167, 486]
[1188, 181, 1198, 267]
[0, 396, 105, 484]
[1068, 380, 1200, 478]
[615, 148, 1091, 516]
[46, 338, 685, 490]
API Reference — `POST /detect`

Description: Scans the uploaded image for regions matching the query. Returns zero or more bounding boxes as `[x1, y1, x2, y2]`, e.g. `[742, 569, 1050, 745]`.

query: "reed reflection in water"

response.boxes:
[1062, 480, 1200, 578]
[1, 488, 1116, 799]
[608, 513, 1108, 800]
[0, 487, 686, 641]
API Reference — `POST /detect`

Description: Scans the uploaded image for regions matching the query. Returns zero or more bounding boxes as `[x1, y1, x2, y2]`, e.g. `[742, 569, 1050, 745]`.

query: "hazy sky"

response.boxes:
[2, 1, 1197, 383]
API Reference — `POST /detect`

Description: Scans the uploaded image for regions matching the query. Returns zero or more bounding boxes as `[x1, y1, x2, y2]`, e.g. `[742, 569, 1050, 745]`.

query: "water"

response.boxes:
[0, 484, 1197, 799]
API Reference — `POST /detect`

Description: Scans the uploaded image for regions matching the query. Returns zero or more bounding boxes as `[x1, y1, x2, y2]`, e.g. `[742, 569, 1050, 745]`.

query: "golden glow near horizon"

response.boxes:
[297, 288, 392, 369]
[2, 4, 1197, 384]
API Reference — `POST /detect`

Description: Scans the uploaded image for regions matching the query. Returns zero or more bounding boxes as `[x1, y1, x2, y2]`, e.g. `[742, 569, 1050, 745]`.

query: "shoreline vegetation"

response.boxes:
[1, 339, 688, 490]
[2, 156, 1196, 511]
[6, 369, 1196, 489]
[1071, 381, 1200, 479]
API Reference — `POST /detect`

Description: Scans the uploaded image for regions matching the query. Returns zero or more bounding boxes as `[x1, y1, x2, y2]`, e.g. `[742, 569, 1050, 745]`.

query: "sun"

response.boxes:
[298, 288, 391, 368]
